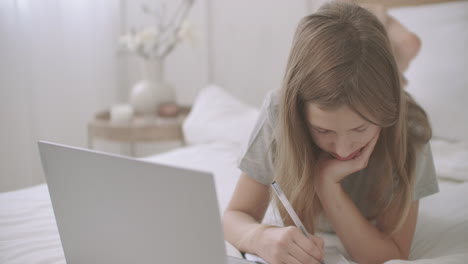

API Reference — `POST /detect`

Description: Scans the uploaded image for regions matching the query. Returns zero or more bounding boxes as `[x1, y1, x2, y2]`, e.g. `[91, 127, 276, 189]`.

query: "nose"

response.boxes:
[333, 136, 354, 159]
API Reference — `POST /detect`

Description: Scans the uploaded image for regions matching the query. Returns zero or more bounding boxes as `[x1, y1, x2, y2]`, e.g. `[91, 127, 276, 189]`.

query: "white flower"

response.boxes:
[118, 0, 195, 60]
[137, 26, 159, 46]
[136, 26, 160, 56]
[119, 33, 140, 52]
[177, 20, 197, 47]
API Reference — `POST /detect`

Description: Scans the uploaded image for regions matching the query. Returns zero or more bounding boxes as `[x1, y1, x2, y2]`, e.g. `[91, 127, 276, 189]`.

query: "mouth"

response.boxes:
[331, 148, 363, 161]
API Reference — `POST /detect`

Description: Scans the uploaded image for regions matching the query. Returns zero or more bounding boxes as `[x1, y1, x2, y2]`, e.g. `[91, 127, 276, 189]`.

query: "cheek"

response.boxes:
[310, 132, 332, 149]
[353, 131, 372, 144]
[360, 127, 381, 145]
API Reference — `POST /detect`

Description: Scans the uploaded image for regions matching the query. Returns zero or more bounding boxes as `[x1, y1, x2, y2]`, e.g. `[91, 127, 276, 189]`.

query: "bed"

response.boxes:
[2, 0, 468, 263]
[1, 84, 468, 264]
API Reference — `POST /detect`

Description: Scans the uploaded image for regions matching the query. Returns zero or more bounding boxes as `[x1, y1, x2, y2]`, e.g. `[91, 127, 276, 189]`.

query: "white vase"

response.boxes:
[129, 59, 176, 115]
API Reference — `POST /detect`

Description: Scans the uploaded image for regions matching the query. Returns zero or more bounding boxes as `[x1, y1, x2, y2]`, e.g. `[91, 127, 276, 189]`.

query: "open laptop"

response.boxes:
[38, 141, 253, 264]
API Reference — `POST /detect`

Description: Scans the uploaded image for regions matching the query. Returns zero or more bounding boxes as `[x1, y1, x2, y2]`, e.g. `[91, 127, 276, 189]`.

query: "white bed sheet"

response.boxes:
[148, 142, 468, 263]
[0, 142, 467, 264]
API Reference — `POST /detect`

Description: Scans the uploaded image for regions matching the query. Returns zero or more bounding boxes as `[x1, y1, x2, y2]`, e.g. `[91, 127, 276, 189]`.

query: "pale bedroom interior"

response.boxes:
[1, 0, 468, 263]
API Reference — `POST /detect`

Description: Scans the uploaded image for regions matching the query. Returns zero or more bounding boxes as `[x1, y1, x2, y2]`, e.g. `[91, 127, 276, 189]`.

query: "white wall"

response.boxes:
[0, 0, 319, 192]
[121, 0, 320, 108]
[0, 1, 122, 192]
[210, 1, 312, 107]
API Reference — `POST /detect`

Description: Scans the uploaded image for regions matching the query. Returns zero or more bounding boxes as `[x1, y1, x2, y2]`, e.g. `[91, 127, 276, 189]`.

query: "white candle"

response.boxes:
[110, 104, 134, 123]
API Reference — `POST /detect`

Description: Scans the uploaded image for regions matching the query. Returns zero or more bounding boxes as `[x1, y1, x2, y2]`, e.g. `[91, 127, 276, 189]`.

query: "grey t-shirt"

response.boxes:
[238, 89, 439, 232]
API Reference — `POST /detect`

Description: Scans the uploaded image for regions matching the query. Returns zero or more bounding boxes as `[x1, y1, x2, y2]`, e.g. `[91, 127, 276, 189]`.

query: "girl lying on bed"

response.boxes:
[223, 1, 438, 264]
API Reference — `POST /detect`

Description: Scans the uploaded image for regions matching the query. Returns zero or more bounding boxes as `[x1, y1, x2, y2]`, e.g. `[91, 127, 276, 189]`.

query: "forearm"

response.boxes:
[317, 183, 402, 264]
[222, 210, 270, 254]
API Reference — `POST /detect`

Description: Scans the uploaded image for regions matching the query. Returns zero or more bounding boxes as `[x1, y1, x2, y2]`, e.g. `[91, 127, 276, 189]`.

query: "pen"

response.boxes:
[271, 181, 308, 236]
[271, 181, 325, 264]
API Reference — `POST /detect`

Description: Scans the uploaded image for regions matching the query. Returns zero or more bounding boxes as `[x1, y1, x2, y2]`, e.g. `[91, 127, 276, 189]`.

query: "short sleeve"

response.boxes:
[413, 142, 439, 201]
[237, 91, 279, 185]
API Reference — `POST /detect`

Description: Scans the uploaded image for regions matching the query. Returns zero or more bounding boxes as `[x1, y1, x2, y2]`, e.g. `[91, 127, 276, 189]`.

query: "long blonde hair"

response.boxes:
[274, 1, 431, 236]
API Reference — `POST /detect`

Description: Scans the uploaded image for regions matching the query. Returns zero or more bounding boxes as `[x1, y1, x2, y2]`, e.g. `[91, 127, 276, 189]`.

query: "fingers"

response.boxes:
[287, 242, 321, 264]
[283, 254, 302, 264]
[264, 227, 325, 264]
[309, 235, 325, 251]
[285, 253, 321, 264]
[354, 128, 381, 162]
[359, 129, 380, 159]
[292, 231, 324, 261]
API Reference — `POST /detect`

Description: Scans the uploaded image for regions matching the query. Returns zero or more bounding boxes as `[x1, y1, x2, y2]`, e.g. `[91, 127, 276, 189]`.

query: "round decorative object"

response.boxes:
[129, 81, 159, 114]
[129, 59, 176, 115]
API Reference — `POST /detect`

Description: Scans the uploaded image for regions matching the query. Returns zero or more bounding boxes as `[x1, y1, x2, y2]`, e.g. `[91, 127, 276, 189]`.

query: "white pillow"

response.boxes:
[431, 138, 468, 182]
[389, 1, 468, 142]
[182, 85, 259, 145]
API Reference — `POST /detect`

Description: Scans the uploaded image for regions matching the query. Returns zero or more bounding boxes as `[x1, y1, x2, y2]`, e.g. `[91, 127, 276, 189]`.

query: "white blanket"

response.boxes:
[431, 139, 468, 182]
[148, 143, 468, 264]
[0, 142, 467, 264]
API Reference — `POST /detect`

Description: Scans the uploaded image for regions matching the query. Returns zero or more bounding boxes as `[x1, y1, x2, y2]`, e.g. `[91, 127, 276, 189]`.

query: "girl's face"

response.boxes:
[305, 103, 381, 161]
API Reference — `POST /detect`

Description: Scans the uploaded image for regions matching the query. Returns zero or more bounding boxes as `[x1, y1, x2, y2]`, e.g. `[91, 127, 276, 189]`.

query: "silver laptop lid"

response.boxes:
[38, 141, 226, 264]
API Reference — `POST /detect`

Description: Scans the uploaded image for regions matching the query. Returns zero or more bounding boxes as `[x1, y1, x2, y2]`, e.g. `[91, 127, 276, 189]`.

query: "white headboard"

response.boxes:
[389, 1, 468, 141]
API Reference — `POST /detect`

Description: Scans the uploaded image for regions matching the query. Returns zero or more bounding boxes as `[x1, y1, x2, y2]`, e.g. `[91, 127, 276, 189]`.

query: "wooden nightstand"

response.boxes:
[87, 106, 191, 157]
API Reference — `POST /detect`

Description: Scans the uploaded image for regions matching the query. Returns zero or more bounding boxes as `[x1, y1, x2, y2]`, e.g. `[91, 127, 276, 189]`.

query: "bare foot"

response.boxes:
[362, 4, 421, 87]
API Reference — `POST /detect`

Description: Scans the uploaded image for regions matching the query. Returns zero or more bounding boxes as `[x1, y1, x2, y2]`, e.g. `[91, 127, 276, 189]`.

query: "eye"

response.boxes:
[354, 127, 368, 132]
[315, 129, 330, 134]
